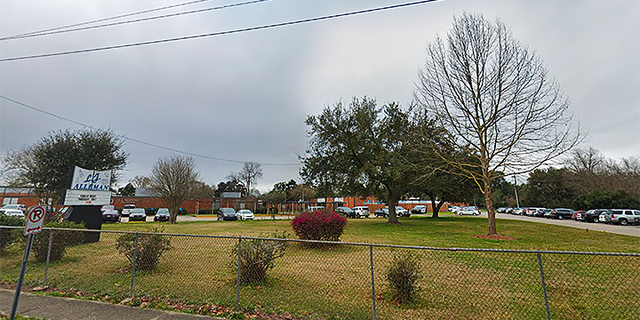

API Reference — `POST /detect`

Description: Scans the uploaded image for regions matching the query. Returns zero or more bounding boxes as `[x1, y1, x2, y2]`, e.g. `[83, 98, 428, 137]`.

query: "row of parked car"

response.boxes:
[101, 205, 171, 223]
[496, 207, 640, 226]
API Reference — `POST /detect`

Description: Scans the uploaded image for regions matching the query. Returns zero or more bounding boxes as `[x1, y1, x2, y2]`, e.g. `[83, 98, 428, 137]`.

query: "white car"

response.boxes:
[395, 206, 410, 217]
[1, 204, 26, 212]
[237, 209, 254, 220]
[457, 206, 481, 216]
[353, 206, 370, 218]
[0, 208, 25, 218]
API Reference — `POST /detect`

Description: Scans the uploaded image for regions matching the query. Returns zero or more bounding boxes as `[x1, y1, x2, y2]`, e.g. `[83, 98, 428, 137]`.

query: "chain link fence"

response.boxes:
[1, 226, 639, 319]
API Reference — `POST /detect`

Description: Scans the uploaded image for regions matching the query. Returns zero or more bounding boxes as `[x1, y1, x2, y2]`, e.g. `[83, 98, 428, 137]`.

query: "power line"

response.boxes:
[0, 95, 301, 166]
[0, 0, 213, 40]
[0, 0, 440, 63]
[0, 0, 271, 41]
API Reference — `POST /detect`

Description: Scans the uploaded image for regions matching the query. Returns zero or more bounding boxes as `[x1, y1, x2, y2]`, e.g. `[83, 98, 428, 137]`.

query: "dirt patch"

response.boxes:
[472, 234, 516, 241]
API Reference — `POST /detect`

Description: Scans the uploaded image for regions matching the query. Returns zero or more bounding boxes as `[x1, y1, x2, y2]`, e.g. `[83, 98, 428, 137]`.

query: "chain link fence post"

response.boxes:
[536, 252, 551, 320]
[369, 244, 377, 320]
[235, 236, 242, 311]
[129, 232, 139, 299]
[42, 230, 54, 285]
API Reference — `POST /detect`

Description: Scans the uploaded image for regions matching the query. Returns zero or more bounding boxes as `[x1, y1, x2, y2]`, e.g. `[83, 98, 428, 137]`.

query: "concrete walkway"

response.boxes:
[0, 289, 224, 320]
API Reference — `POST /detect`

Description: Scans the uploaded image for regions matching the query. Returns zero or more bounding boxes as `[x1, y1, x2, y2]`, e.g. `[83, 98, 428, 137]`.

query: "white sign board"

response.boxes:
[24, 206, 46, 236]
[70, 166, 112, 191]
[63, 189, 112, 206]
[65, 166, 112, 206]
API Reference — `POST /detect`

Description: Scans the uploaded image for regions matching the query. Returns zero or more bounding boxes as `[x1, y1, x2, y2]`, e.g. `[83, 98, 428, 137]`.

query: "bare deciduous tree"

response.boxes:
[130, 175, 151, 188]
[414, 13, 583, 235]
[149, 155, 199, 223]
[235, 162, 263, 198]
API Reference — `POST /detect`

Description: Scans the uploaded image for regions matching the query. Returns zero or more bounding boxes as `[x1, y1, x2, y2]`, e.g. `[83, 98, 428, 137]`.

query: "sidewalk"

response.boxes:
[0, 289, 224, 320]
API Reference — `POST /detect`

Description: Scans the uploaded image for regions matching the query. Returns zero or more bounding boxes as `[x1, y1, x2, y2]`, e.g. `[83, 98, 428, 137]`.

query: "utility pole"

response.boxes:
[514, 176, 521, 208]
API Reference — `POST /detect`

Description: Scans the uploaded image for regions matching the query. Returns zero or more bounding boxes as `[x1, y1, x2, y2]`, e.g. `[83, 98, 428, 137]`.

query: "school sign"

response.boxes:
[62, 166, 112, 206]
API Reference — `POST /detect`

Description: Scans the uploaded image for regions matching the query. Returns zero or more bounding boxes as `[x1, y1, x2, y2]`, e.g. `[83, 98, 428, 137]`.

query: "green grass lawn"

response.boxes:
[2, 215, 639, 319]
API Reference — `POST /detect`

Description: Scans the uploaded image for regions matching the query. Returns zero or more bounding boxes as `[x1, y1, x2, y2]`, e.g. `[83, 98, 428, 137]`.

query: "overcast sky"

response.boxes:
[1, 0, 638, 192]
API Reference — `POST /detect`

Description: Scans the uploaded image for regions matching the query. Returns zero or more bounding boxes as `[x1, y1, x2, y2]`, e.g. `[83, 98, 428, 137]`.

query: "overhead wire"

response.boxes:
[0, 95, 301, 166]
[0, 0, 272, 41]
[0, 0, 213, 40]
[0, 0, 440, 63]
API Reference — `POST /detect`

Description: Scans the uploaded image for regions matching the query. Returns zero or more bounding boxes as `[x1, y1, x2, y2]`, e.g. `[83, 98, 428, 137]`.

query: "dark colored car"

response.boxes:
[128, 208, 147, 222]
[154, 208, 170, 222]
[335, 206, 354, 218]
[580, 209, 610, 223]
[411, 205, 427, 214]
[548, 208, 575, 220]
[102, 209, 120, 223]
[218, 207, 238, 221]
[374, 207, 389, 218]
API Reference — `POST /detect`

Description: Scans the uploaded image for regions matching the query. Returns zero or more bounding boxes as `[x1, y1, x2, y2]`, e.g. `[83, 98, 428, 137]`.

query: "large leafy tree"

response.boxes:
[149, 155, 199, 223]
[403, 114, 478, 218]
[3, 128, 128, 206]
[301, 97, 410, 224]
[413, 13, 582, 234]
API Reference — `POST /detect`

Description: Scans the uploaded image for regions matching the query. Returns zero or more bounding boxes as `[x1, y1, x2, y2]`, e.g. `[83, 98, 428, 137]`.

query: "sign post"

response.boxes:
[10, 205, 46, 320]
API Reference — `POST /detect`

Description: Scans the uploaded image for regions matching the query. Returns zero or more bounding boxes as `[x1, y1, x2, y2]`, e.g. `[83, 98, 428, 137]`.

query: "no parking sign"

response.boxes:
[24, 205, 46, 236]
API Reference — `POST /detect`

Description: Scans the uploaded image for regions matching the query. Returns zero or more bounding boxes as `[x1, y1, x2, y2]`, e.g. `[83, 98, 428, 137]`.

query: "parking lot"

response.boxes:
[483, 211, 640, 237]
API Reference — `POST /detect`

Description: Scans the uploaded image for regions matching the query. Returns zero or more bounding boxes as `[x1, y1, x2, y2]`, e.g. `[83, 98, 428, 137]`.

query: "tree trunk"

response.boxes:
[386, 185, 400, 224]
[426, 192, 441, 218]
[483, 174, 497, 235]
[170, 206, 179, 224]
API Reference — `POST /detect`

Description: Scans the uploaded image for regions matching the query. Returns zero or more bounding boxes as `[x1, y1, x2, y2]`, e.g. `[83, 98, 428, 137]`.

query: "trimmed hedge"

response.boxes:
[32, 221, 85, 262]
[291, 210, 347, 244]
[0, 215, 25, 253]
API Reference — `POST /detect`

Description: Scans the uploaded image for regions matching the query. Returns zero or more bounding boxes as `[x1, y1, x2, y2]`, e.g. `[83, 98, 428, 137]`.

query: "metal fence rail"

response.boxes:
[1, 226, 639, 319]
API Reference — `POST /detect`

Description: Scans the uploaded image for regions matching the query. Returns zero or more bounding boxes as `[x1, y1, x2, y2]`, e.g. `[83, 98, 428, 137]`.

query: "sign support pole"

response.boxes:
[10, 233, 34, 320]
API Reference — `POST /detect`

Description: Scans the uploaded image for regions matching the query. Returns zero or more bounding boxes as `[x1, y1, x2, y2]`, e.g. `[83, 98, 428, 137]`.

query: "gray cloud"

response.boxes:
[1, 0, 638, 191]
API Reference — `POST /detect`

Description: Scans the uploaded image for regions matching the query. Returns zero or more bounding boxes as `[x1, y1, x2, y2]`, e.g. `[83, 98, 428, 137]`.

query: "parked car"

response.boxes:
[457, 206, 481, 216]
[496, 207, 510, 214]
[353, 206, 370, 218]
[1, 204, 26, 212]
[121, 204, 136, 217]
[307, 206, 325, 212]
[548, 208, 575, 220]
[374, 207, 389, 218]
[449, 206, 460, 213]
[609, 209, 640, 226]
[154, 208, 170, 222]
[411, 205, 427, 214]
[534, 208, 550, 217]
[101, 205, 115, 212]
[102, 209, 120, 223]
[572, 210, 585, 220]
[511, 208, 524, 215]
[524, 208, 545, 217]
[395, 206, 410, 217]
[128, 208, 147, 222]
[218, 207, 239, 221]
[580, 209, 609, 223]
[598, 211, 613, 224]
[335, 206, 354, 218]
[0, 208, 25, 218]
[237, 209, 254, 220]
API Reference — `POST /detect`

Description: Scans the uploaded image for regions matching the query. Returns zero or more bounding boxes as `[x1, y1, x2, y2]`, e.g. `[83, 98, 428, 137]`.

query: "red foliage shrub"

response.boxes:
[291, 210, 347, 243]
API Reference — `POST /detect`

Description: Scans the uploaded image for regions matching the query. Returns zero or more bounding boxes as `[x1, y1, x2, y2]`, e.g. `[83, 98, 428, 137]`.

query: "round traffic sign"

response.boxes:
[29, 207, 45, 223]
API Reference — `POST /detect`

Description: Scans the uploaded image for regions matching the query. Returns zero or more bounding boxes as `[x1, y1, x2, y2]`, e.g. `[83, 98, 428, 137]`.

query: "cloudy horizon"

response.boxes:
[1, 0, 638, 193]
